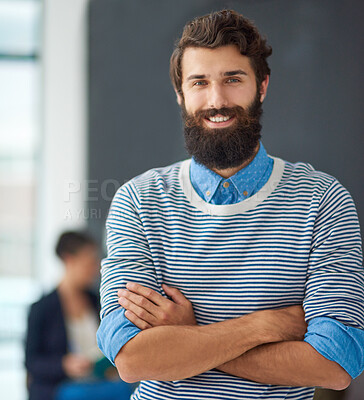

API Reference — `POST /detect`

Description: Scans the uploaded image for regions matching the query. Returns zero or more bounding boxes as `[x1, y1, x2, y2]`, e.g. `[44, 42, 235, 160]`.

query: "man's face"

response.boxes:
[178, 45, 268, 170]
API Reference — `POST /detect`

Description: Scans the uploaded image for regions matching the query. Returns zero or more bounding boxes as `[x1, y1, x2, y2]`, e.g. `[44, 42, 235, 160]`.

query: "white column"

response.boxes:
[36, 0, 89, 289]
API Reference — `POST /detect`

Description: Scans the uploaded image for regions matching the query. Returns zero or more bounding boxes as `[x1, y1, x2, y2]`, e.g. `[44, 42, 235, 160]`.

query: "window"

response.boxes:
[0, 1, 42, 399]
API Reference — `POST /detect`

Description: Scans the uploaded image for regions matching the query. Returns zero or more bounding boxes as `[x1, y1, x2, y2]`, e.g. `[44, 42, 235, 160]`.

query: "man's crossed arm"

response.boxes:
[114, 282, 351, 390]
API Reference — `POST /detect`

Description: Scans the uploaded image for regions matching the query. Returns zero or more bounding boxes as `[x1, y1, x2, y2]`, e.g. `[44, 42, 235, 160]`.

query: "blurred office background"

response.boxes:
[0, 0, 363, 399]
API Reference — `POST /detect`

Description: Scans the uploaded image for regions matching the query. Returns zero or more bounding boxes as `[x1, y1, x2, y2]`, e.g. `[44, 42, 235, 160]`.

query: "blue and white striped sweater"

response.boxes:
[98, 156, 364, 400]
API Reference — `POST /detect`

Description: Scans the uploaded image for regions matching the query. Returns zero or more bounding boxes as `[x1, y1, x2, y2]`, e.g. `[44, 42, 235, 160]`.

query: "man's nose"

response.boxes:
[208, 84, 229, 110]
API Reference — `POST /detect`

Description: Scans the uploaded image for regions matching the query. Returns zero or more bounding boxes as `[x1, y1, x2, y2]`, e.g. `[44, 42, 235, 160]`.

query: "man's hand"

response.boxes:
[117, 282, 197, 329]
[62, 353, 92, 379]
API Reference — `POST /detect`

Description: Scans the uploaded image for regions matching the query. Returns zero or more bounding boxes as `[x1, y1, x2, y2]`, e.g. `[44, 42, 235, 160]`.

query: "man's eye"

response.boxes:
[226, 78, 240, 83]
[193, 81, 207, 86]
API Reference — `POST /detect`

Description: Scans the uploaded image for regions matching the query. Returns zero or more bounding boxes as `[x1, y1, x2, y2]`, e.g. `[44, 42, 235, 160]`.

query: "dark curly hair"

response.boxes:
[170, 9, 272, 96]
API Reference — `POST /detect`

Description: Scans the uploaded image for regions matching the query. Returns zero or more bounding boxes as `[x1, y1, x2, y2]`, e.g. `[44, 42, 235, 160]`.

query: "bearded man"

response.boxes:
[97, 10, 364, 400]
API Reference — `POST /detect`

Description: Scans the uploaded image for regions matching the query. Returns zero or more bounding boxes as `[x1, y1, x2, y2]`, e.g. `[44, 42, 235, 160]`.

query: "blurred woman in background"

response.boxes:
[25, 231, 134, 400]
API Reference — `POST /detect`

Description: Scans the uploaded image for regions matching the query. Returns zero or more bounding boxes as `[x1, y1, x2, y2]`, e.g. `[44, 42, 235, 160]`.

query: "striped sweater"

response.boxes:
[98, 156, 364, 400]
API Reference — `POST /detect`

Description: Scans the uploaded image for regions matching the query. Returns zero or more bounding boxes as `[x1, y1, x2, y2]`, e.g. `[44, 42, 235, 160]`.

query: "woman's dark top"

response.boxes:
[25, 289, 100, 400]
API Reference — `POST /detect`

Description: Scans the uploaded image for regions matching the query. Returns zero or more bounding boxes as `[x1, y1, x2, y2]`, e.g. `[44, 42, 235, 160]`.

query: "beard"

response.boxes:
[182, 93, 263, 170]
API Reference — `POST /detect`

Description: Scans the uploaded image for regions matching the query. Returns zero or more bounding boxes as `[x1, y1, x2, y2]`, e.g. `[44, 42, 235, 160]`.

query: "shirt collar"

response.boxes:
[190, 156, 222, 202]
[190, 141, 270, 201]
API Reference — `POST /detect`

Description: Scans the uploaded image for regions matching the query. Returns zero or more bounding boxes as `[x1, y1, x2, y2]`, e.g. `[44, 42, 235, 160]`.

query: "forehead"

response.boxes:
[181, 45, 254, 81]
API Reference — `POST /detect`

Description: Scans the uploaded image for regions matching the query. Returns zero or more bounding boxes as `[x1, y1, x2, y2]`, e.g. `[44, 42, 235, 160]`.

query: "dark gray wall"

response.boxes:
[88, 1, 364, 397]
[88, 0, 364, 239]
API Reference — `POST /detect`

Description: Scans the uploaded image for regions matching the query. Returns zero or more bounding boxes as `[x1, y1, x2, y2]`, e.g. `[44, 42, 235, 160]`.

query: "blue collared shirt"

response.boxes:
[190, 141, 273, 205]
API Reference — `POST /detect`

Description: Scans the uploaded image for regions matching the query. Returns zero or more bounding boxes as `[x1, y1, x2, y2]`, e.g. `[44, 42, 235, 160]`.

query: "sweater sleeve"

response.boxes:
[97, 182, 161, 363]
[303, 179, 364, 378]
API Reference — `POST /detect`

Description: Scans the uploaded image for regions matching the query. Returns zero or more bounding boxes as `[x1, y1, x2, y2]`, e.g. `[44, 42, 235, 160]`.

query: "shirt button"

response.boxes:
[206, 190, 211, 196]
[243, 190, 248, 196]
[223, 181, 230, 188]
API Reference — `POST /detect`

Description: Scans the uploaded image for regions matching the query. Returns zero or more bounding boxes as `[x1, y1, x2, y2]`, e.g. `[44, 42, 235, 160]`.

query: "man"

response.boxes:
[97, 9, 364, 400]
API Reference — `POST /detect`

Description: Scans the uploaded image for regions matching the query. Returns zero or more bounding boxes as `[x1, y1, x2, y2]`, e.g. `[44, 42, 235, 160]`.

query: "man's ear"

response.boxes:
[174, 89, 183, 106]
[259, 75, 269, 102]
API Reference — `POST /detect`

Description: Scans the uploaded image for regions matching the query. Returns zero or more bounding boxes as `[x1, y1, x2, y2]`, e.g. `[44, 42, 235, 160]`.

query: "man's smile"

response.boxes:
[204, 114, 236, 128]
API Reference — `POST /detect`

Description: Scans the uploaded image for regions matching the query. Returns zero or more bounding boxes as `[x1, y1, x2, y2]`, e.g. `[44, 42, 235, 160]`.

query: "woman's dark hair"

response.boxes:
[55, 231, 96, 260]
[170, 9, 272, 95]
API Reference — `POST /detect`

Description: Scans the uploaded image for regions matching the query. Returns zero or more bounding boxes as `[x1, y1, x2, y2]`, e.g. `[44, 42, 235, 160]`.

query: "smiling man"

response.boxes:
[97, 9, 364, 400]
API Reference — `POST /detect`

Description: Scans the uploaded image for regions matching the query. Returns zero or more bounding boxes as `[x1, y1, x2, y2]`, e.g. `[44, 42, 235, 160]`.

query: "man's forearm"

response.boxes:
[115, 309, 292, 383]
[217, 341, 351, 391]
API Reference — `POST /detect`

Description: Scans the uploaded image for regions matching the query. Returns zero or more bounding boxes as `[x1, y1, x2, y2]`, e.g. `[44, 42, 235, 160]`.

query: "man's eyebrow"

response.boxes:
[186, 74, 208, 81]
[186, 70, 247, 81]
[223, 70, 247, 77]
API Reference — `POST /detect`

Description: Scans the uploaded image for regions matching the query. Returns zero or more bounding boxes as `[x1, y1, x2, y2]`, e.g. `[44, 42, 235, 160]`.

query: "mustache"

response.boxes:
[184, 106, 246, 128]
[198, 106, 242, 118]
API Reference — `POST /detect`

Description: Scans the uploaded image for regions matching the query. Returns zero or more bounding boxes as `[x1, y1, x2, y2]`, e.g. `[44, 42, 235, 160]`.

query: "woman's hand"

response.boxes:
[117, 282, 197, 329]
[62, 354, 92, 378]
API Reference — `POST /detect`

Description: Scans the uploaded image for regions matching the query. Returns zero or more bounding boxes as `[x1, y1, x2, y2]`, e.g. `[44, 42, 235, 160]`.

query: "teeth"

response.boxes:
[208, 116, 231, 122]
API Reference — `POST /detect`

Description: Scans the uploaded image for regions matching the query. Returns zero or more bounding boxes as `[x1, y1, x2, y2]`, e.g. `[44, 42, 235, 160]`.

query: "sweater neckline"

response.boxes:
[178, 156, 285, 216]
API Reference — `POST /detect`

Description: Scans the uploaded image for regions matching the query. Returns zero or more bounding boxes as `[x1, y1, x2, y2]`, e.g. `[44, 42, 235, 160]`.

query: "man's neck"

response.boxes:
[212, 142, 260, 179]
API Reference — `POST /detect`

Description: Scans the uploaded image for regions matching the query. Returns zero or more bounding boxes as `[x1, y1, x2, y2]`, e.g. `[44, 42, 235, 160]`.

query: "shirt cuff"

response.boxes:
[97, 307, 141, 365]
[304, 317, 364, 379]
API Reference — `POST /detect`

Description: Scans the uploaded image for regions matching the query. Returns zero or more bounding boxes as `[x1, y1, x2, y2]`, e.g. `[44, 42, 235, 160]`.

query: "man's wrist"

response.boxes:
[241, 310, 280, 344]
[198, 312, 278, 352]
[238, 306, 307, 344]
